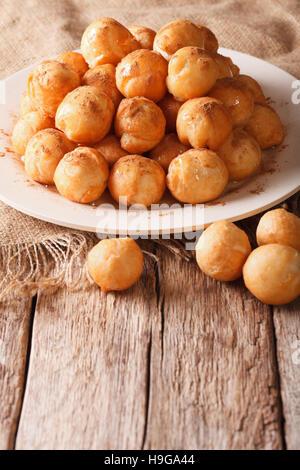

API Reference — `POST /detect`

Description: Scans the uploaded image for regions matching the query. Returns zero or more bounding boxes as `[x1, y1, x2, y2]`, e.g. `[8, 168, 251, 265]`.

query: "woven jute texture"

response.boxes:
[0, 0, 299, 298]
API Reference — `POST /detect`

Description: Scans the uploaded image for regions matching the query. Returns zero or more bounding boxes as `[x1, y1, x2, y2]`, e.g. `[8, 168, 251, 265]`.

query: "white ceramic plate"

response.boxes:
[0, 48, 299, 235]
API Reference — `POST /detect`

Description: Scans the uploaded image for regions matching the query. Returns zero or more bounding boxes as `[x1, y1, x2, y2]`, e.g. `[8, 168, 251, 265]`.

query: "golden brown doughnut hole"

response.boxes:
[81, 17, 140, 67]
[209, 76, 254, 127]
[166, 47, 218, 101]
[57, 51, 89, 79]
[55, 86, 115, 144]
[54, 147, 109, 203]
[128, 25, 156, 50]
[12, 111, 55, 155]
[27, 60, 80, 117]
[166, 148, 229, 204]
[82, 64, 122, 108]
[158, 94, 182, 133]
[196, 220, 251, 281]
[149, 133, 190, 171]
[116, 49, 168, 102]
[88, 237, 144, 292]
[94, 134, 128, 167]
[176, 97, 232, 150]
[243, 244, 300, 305]
[115, 97, 166, 153]
[108, 154, 166, 207]
[245, 104, 284, 149]
[256, 209, 300, 252]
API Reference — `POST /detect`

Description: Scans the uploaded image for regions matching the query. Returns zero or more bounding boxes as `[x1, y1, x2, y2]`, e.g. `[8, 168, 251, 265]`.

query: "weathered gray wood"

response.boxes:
[144, 245, 283, 450]
[0, 296, 32, 450]
[15, 255, 157, 450]
[273, 298, 300, 450]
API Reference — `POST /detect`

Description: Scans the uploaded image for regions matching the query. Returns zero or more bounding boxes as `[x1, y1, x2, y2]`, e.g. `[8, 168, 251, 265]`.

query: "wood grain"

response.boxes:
[144, 245, 283, 450]
[15, 255, 157, 450]
[14, 236, 286, 450]
[273, 298, 300, 450]
[0, 296, 32, 450]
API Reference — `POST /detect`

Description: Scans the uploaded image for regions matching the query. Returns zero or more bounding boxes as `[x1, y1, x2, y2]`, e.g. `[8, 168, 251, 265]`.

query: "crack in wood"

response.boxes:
[12, 294, 37, 449]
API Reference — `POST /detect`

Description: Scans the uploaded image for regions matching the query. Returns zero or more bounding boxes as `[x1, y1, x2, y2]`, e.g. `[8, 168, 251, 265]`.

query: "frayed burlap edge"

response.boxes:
[0, 232, 96, 300]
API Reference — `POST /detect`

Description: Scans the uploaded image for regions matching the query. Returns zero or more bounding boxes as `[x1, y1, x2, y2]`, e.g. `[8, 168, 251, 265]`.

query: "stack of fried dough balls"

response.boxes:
[11, 17, 289, 294]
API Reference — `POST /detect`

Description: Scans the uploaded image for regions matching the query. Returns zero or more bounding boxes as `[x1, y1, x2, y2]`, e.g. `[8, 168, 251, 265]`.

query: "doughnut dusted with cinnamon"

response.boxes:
[55, 86, 114, 144]
[24, 129, 75, 184]
[158, 94, 182, 132]
[176, 97, 232, 150]
[196, 220, 251, 281]
[149, 133, 190, 171]
[88, 238, 144, 293]
[94, 134, 128, 167]
[243, 244, 300, 305]
[54, 147, 109, 203]
[217, 128, 261, 180]
[57, 51, 89, 79]
[115, 97, 166, 153]
[236, 75, 266, 104]
[245, 104, 284, 149]
[82, 64, 122, 108]
[166, 47, 218, 101]
[209, 76, 254, 127]
[116, 49, 168, 102]
[108, 154, 166, 207]
[212, 52, 240, 79]
[256, 209, 300, 252]
[154, 20, 218, 61]
[27, 60, 80, 117]
[166, 148, 228, 204]
[81, 17, 140, 67]
[12, 110, 55, 155]
[128, 25, 156, 50]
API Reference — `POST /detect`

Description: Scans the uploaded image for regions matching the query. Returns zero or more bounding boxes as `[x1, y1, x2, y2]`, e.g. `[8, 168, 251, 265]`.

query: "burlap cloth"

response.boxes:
[0, 0, 299, 298]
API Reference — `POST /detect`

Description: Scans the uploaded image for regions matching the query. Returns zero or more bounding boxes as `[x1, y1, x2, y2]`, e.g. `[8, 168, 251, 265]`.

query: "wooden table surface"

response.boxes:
[0, 211, 299, 450]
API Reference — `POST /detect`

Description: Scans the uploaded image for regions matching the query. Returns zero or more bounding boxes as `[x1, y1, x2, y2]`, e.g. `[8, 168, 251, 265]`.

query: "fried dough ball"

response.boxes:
[196, 220, 251, 281]
[27, 60, 80, 117]
[236, 75, 266, 104]
[212, 52, 240, 79]
[82, 64, 122, 108]
[12, 111, 55, 155]
[108, 155, 166, 207]
[245, 104, 284, 149]
[94, 134, 128, 167]
[57, 51, 89, 79]
[166, 47, 218, 101]
[81, 17, 140, 68]
[256, 209, 300, 252]
[209, 77, 254, 127]
[128, 24, 156, 50]
[217, 128, 261, 180]
[116, 49, 168, 102]
[55, 86, 114, 144]
[158, 94, 182, 132]
[24, 129, 75, 184]
[176, 97, 232, 150]
[153, 20, 218, 61]
[149, 133, 190, 171]
[243, 244, 300, 305]
[115, 97, 166, 153]
[20, 92, 36, 116]
[88, 237, 144, 292]
[166, 148, 228, 204]
[54, 147, 109, 203]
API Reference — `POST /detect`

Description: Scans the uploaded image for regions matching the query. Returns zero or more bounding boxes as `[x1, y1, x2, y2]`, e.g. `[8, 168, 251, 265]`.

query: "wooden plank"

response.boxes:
[143, 244, 283, 450]
[15, 255, 157, 450]
[0, 296, 33, 450]
[273, 298, 300, 450]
